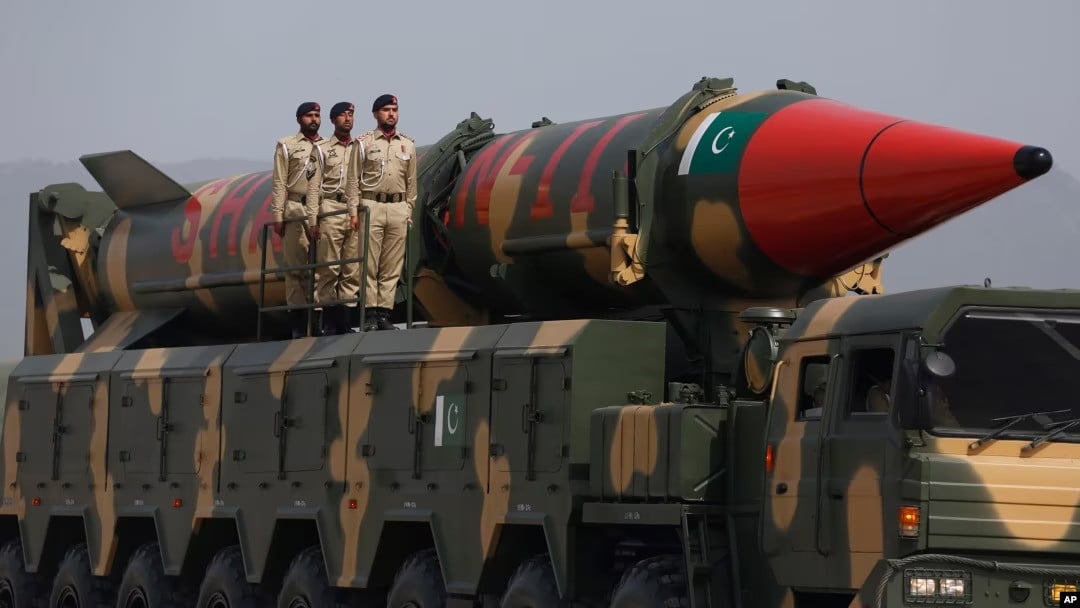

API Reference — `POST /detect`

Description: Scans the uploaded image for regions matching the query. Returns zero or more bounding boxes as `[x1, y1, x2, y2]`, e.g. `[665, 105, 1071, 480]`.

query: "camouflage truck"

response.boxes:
[0, 76, 1067, 607]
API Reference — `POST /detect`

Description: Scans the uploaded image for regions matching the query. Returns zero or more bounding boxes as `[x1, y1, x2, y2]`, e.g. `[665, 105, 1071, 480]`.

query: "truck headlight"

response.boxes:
[903, 569, 971, 603]
[1045, 580, 1079, 606]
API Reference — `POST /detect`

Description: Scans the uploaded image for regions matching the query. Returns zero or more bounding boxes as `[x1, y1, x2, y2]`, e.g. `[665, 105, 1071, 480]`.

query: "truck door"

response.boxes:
[821, 334, 901, 589]
[760, 338, 837, 586]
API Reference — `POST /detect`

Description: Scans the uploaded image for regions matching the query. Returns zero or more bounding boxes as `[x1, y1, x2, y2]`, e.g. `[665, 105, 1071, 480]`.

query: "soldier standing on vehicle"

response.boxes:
[345, 93, 417, 331]
[307, 101, 360, 335]
[270, 102, 323, 338]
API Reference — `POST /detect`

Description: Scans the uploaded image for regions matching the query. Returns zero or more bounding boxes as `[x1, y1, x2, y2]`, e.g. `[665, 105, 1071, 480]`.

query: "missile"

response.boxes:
[432, 79, 1052, 321]
[35, 77, 1052, 352]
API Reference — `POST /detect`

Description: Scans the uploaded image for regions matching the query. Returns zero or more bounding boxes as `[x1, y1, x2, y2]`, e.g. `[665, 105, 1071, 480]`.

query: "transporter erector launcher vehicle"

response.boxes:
[3, 75, 1071, 608]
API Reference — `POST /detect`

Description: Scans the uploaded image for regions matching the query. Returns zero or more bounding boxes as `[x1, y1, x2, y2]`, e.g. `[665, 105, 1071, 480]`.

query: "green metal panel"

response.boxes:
[665, 405, 728, 502]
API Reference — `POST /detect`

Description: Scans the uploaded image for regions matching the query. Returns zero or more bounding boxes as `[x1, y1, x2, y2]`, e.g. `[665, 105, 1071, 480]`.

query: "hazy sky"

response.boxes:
[1, 0, 1078, 355]
[3, 0, 1076, 168]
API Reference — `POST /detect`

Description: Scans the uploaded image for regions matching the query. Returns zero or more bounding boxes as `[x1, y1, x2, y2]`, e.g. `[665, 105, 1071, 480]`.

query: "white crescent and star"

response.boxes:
[447, 402, 460, 435]
[711, 126, 736, 155]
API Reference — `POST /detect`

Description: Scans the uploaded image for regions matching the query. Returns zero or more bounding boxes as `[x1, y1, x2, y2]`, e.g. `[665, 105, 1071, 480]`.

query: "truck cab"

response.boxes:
[752, 286, 1080, 607]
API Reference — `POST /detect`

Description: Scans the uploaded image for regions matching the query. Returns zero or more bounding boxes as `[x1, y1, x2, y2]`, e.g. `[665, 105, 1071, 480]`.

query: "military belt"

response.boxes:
[286, 194, 307, 204]
[323, 192, 347, 203]
[362, 191, 405, 203]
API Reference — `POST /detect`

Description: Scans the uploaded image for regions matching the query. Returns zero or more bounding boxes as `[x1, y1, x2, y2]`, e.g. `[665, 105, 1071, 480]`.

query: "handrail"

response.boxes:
[255, 204, 414, 340]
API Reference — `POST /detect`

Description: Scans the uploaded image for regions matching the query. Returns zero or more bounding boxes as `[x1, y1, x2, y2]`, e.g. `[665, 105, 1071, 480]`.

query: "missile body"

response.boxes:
[72, 78, 1051, 345]
[435, 84, 1052, 321]
[94, 171, 286, 340]
[435, 107, 667, 318]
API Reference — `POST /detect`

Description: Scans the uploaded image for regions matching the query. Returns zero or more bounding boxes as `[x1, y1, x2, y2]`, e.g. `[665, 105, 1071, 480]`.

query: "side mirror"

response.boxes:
[742, 325, 779, 395]
[923, 351, 956, 379]
[736, 307, 796, 399]
[900, 350, 956, 431]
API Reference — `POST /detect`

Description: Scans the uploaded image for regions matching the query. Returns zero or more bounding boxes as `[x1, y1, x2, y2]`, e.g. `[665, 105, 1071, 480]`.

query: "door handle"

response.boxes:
[775, 482, 788, 495]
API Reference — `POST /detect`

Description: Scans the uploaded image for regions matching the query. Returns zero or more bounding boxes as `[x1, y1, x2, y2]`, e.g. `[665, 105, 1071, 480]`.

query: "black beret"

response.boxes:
[372, 94, 398, 112]
[295, 102, 320, 117]
[330, 102, 355, 119]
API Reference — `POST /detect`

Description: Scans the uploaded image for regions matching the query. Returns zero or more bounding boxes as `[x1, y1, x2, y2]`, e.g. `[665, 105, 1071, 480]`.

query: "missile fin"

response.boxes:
[74, 308, 186, 352]
[78, 150, 192, 210]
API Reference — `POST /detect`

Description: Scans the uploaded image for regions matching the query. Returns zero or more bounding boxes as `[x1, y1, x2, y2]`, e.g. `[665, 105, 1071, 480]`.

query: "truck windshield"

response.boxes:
[930, 309, 1080, 439]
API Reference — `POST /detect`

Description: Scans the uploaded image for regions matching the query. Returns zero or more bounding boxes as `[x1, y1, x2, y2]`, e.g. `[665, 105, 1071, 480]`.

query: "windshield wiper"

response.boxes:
[1021, 417, 1080, 453]
[968, 408, 1071, 450]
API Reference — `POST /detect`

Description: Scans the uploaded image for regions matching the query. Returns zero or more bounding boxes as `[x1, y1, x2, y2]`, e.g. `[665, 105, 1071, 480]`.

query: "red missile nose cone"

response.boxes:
[737, 98, 1053, 279]
[862, 123, 1053, 236]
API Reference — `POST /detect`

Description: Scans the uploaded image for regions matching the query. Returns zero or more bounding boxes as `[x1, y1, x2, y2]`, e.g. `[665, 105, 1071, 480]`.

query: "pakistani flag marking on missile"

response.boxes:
[434, 394, 466, 447]
[677, 110, 768, 175]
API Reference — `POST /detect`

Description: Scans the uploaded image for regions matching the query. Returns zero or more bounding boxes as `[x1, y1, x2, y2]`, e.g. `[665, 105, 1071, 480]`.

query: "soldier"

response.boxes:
[865, 374, 892, 413]
[308, 101, 360, 335]
[345, 93, 417, 331]
[270, 102, 323, 338]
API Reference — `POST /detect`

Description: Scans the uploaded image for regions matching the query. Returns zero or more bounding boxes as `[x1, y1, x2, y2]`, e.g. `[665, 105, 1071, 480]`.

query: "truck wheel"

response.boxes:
[116, 543, 192, 608]
[48, 543, 114, 607]
[195, 546, 268, 608]
[386, 549, 445, 608]
[0, 540, 45, 608]
[277, 546, 342, 608]
[500, 554, 561, 607]
[609, 555, 689, 608]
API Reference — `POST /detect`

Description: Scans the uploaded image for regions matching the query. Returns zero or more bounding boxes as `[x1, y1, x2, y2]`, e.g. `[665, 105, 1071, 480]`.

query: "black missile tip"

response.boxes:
[1014, 145, 1053, 180]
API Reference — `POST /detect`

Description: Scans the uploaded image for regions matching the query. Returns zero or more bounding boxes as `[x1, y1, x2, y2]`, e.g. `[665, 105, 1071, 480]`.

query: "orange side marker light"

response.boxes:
[899, 505, 920, 537]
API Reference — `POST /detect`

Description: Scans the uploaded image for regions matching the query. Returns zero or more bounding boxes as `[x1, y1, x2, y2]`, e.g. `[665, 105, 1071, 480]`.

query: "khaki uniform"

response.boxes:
[345, 129, 417, 310]
[270, 133, 323, 308]
[307, 135, 360, 308]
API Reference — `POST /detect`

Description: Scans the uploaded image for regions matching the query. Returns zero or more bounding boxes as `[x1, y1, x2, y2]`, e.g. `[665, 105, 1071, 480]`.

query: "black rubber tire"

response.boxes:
[386, 549, 445, 608]
[609, 555, 690, 608]
[277, 546, 345, 608]
[48, 543, 114, 608]
[0, 540, 45, 608]
[115, 543, 193, 608]
[195, 546, 269, 608]
[499, 554, 562, 608]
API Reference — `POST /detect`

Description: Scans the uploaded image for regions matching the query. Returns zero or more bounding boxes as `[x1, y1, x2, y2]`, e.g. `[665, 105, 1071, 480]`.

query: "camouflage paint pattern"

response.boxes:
[1, 75, 1066, 607]
[30, 78, 1047, 377]
[0, 318, 668, 601]
[761, 286, 1080, 608]
[6, 274, 1080, 607]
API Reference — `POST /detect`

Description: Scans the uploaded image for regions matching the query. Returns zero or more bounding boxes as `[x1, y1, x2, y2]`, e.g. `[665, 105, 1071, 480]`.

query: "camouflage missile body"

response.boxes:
[3, 75, 1072, 608]
[418, 76, 1050, 394]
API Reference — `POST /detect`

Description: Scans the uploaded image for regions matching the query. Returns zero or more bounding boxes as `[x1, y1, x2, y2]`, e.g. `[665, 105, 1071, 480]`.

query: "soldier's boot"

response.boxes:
[336, 306, 356, 334]
[376, 307, 396, 331]
[290, 310, 309, 339]
[319, 307, 337, 336]
[362, 308, 380, 332]
[320, 307, 333, 335]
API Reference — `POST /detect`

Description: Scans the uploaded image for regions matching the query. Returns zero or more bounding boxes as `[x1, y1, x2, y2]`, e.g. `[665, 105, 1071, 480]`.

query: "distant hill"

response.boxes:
[1, 157, 1078, 360]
